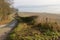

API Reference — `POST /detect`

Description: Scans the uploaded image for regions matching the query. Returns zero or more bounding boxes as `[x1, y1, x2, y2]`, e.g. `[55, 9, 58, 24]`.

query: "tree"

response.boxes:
[0, 0, 14, 21]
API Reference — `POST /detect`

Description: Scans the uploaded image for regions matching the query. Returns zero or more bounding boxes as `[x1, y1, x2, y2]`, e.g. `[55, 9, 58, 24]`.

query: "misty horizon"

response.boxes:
[13, 0, 60, 14]
[13, 5, 60, 13]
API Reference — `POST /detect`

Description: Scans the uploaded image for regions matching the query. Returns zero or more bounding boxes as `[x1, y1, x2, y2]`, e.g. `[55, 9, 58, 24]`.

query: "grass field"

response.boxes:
[6, 12, 60, 40]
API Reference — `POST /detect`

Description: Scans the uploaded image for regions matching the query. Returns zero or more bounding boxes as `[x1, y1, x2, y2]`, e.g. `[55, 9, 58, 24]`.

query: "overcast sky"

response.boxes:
[13, 0, 60, 13]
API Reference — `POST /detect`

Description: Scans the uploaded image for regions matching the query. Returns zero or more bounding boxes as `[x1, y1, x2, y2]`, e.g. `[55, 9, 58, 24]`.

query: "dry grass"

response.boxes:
[18, 12, 60, 24]
[0, 14, 14, 25]
[0, 19, 11, 25]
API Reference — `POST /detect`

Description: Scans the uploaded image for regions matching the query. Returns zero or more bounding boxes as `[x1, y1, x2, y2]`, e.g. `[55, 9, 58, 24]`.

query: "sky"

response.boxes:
[13, 0, 60, 13]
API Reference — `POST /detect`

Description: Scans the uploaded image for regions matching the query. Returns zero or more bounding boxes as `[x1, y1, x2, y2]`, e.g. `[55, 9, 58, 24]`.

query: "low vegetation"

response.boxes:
[0, 0, 17, 25]
[6, 16, 60, 40]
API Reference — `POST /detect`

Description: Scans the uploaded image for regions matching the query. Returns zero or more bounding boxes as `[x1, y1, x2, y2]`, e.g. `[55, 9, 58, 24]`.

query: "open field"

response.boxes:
[18, 12, 60, 24]
[6, 12, 60, 40]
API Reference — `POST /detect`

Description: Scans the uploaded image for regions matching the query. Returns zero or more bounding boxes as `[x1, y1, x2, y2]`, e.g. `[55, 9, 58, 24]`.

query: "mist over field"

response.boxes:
[14, 5, 60, 13]
[13, 0, 60, 14]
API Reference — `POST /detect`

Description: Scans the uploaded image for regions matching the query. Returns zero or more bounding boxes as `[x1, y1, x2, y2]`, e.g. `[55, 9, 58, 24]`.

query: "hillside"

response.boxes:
[6, 12, 60, 40]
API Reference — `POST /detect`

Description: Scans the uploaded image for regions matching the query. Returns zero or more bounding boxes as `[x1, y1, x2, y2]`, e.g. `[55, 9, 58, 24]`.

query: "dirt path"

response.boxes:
[0, 27, 13, 40]
[0, 19, 18, 40]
